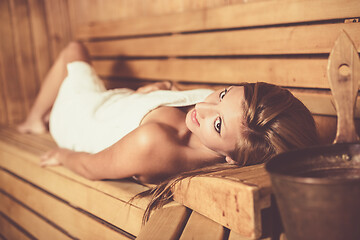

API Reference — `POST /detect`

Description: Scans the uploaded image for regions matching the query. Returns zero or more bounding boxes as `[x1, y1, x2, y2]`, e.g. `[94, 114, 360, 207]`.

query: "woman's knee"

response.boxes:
[62, 41, 91, 64]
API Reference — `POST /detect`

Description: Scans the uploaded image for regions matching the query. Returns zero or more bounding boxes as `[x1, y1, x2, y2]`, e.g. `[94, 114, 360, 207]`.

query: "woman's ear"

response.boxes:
[225, 156, 236, 165]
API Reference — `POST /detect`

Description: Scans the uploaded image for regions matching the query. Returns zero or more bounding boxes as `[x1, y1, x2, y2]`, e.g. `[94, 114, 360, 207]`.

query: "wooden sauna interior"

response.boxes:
[0, 0, 359, 239]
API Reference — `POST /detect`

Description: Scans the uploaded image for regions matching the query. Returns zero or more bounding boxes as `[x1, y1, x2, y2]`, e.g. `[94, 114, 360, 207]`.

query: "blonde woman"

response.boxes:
[19, 42, 319, 185]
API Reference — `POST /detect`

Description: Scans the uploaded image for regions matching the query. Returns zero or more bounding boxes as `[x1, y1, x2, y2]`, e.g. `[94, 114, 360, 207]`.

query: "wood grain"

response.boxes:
[0, 127, 149, 236]
[173, 174, 271, 239]
[76, 0, 360, 39]
[84, 22, 360, 56]
[0, 0, 26, 124]
[0, 213, 31, 240]
[0, 169, 131, 240]
[136, 205, 191, 240]
[9, 0, 39, 114]
[180, 211, 228, 240]
[44, 0, 72, 61]
[28, 0, 52, 82]
[92, 58, 329, 88]
[0, 191, 72, 240]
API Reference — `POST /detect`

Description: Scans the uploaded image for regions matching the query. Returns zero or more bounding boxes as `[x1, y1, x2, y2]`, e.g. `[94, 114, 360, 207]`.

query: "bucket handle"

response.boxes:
[327, 30, 360, 144]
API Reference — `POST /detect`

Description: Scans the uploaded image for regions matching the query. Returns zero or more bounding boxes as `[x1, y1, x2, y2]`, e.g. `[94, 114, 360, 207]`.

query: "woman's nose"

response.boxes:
[195, 102, 216, 119]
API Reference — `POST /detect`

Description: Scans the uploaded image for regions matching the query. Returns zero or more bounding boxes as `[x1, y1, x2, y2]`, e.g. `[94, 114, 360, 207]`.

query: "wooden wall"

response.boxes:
[0, 0, 72, 125]
[0, 0, 253, 125]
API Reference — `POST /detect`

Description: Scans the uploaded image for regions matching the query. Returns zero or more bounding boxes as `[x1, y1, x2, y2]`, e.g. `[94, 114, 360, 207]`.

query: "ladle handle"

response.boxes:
[328, 30, 360, 144]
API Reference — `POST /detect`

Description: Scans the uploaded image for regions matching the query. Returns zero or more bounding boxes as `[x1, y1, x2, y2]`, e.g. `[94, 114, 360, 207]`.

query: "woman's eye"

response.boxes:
[219, 89, 228, 100]
[214, 117, 222, 134]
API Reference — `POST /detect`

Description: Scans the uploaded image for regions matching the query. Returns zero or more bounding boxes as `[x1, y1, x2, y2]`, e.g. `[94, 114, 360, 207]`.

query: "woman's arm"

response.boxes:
[41, 123, 183, 181]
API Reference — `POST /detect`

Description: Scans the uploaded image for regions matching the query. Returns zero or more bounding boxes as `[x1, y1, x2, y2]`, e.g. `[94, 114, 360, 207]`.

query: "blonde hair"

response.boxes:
[233, 82, 318, 166]
[135, 82, 319, 223]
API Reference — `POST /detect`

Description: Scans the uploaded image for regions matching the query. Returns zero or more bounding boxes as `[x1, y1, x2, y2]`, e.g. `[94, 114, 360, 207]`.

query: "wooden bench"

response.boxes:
[1, 0, 359, 239]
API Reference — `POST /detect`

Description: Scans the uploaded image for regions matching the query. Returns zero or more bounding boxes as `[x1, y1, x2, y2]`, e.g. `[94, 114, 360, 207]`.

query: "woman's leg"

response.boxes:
[18, 41, 91, 134]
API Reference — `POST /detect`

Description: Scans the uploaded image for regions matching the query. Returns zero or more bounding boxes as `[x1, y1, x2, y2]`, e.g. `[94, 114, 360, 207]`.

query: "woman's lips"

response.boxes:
[191, 109, 200, 126]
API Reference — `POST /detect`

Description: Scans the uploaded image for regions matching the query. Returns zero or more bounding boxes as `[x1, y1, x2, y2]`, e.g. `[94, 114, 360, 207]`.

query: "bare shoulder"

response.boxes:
[133, 122, 184, 160]
[124, 122, 188, 179]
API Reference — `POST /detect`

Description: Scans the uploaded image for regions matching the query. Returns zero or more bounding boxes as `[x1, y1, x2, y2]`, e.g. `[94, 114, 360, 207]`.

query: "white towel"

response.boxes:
[50, 61, 213, 153]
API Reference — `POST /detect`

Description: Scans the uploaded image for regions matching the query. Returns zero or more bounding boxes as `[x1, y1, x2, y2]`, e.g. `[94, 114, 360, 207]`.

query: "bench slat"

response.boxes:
[0, 191, 72, 240]
[0, 170, 131, 240]
[180, 211, 227, 240]
[0, 213, 31, 240]
[76, 0, 360, 39]
[92, 58, 328, 88]
[0, 133, 146, 236]
[0, 127, 151, 209]
[91, 59, 360, 117]
[84, 23, 360, 56]
[136, 205, 191, 240]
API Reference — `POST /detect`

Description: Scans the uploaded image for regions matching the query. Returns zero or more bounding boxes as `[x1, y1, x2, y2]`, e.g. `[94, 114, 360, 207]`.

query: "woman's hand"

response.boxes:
[40, 148, 73, 167]
[135, 81, 174, 93]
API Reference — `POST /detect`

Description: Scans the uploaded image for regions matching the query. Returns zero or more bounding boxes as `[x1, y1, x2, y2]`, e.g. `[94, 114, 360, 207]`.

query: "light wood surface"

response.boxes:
[328, 31, 360, 143]
[0, 191, 72, 240]
[0, 127, 148, 237]
[0, 170, 131, 240]
[136, 205, 191, 240]
[0, 0, 26, 124]
[76, 0, 360, 39]
[84, 23, 360, 56]
[92, 58, 329, 88]
[180, 211, 227, 240]
[0, 213, 31, 240]
[27, 0, 52, 81]
[173, 172, 271, 239]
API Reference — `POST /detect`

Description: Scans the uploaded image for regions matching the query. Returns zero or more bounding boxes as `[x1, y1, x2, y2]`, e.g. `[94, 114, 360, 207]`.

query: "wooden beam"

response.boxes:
[136, 205, 191, 240]
[76, 0, 360, 39]
[172, 167, 272, 239]
[0, 169, 131, 240]
[180, 211, 228, 240]
[84, 22, 360, 56]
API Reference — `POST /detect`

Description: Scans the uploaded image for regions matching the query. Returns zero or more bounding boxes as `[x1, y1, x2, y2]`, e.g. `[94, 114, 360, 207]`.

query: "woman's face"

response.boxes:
[185, 86, 245, 160]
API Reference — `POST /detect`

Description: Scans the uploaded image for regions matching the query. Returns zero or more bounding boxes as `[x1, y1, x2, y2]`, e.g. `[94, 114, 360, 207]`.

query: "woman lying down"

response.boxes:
[18, 41, 319, 204]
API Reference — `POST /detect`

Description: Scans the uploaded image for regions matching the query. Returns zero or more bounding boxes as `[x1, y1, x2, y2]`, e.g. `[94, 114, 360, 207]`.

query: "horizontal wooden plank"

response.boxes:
[0, 191, 71, 240]
[85, 22, 360, 56]
[92, 59, 360, 117]
[0, 130, 149, 236]
[0, 126, 150, 209]
[180, 211, 227, 240]
[292, 90, 360, 118]
[0, 169, 131, 240]
[92, 58, 329, 88]
[76, 0, 360, 39]
[136, 205, 191, 240]
[0, 212, 31, 240]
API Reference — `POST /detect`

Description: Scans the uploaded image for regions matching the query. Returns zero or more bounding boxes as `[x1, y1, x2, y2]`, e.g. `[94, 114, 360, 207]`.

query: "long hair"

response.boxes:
[134, 82, 319, 223]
